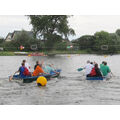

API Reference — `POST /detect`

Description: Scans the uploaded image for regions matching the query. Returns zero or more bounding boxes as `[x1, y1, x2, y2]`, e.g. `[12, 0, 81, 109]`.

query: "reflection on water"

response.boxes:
[0, 54, 120, 104]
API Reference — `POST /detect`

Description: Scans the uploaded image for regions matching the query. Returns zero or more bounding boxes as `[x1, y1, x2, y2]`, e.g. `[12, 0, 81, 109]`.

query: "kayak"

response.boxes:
[12, 69, 61, 83]
[29, 52, 46, 56]
[86, 77, 103, 80]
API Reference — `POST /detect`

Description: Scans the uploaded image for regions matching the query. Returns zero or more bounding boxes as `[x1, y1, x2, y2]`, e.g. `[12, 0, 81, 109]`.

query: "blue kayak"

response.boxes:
[86, 77, 103, 80]
[12, 69, 61, 83]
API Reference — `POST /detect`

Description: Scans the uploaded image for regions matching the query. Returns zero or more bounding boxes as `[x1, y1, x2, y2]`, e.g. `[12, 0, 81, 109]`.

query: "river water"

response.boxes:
[0, 54, 120, 105]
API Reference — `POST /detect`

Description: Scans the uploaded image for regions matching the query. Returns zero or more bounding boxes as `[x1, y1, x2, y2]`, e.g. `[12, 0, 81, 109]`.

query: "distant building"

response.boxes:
[5, 30, 33, 42]
[5, 33, 13, 41]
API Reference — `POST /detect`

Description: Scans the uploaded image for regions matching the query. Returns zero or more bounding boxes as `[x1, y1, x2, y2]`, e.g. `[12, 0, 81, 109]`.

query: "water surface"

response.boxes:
[0, 54, 120, 105]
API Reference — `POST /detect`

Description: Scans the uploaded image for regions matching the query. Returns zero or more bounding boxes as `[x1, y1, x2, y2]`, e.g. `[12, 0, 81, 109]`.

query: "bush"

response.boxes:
[3, 41, 18, 51]
[54, 42, 67, 50]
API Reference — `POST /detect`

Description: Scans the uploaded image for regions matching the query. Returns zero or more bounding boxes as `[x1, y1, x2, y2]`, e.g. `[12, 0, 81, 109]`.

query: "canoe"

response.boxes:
[29, 52, 45, 56]
[12, 69, 61, 83]
[86, 77, 103, 80]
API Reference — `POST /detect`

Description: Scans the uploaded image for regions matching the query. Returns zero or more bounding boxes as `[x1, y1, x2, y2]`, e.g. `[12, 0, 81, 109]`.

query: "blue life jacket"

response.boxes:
[19, 66, 26, 78]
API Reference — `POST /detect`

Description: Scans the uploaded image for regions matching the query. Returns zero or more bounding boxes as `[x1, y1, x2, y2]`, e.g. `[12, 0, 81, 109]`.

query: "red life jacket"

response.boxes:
[23, 67, 30, 76]
[90, 67, 96, 76]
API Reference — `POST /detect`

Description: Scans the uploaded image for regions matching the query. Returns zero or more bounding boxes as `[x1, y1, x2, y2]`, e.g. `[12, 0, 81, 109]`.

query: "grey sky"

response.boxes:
[1, 15, 120, 40]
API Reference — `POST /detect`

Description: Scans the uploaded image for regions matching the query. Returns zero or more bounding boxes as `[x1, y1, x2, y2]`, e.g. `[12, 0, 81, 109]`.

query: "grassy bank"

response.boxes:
[0, 50, 118, 56]
[0, 51, 15, 56]
[0, 50, 89, 56]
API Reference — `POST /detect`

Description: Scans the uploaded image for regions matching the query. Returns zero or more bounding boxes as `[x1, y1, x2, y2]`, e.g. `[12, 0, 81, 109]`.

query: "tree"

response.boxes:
[94, 31, 117, 53]
[28, 15, 75, 49]
[116, 29, 120, 36]
[0, 38, 4, 45]
[12, 30, 37, 51]
[77, 35, 95, 50]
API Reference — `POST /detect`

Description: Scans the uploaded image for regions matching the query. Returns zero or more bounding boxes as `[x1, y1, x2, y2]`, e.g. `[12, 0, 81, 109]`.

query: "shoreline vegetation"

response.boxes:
[0, 50, 120, 56]
[1, 16, 120, 55]
[0, 50, 88, 56]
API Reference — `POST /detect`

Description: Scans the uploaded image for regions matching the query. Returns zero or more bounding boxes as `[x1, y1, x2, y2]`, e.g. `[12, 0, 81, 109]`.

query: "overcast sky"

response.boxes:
[1, 15, 120, 40]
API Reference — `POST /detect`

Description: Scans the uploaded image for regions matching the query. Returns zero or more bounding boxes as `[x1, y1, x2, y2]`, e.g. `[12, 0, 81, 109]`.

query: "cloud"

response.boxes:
[1, 15, 120, 40]
[69, 15, 120, 39]
[0, 15, 32, 38]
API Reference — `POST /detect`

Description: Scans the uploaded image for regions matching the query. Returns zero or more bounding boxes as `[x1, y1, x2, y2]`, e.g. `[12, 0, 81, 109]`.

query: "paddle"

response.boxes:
[9, 71, 19, 81]
[77, 68, 84, 71]
[111, 72, 115, 77]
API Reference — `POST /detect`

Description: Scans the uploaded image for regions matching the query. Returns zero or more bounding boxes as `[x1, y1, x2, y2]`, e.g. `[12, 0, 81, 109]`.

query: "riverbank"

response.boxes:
[0, 50, 119, 56]
[0, 52, 15, 56]
[0, 50, 88, 56]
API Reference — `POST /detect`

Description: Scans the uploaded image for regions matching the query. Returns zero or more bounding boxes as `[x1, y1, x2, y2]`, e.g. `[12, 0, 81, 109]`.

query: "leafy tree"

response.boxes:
[109, 33, 120, 52]
[12, 30, 37, 51]
[0, 38, 4, 44]
[77, 35, 95, 50]
[116, 29, 120, 36]
[28, 15, 75, 49]
[3, 41, 18, 51]
[54, 41, 67, 50]
[94, 31, 117, 53]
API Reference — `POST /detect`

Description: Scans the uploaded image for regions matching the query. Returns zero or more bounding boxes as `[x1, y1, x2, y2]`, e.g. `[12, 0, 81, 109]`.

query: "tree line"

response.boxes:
[72, 29, 120, 54]
[0, 15, 120, 54]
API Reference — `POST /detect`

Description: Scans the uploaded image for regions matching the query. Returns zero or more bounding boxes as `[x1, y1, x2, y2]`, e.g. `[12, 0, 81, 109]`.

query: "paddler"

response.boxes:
[100, 61, 111, 78]
[43, 64, 59, 74]
[23, 60, 31, 72]
[34, 60, 44, 70]
[32, 62, 47, 76]
[9, 63, 31, 81]
[100, 61, 105, 68]
[94, 63, 102, 77]
[84, 60, 94, 77]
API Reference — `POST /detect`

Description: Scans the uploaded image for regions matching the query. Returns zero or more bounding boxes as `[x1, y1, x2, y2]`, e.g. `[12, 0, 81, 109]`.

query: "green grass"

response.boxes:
[0, 51, 15, 56]
[0, 50, 93, 56]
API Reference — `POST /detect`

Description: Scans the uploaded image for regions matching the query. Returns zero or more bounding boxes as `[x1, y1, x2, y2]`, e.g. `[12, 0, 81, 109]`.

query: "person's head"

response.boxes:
[23, 60, 26, 63]
[36, 61, 40, 65]
[102, 61, 105, 64]
[21, 63, 25, 66]
[95, 63, 98, 68]
[87, 60, 90, 64]
[90, 62, 93, 64]
[104, 61, 107, 65]
[93, 61, 97, 65]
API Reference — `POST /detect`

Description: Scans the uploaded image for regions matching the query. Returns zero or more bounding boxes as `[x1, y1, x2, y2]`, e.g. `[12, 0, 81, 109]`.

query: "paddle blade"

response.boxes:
[77, 68, 83, 71]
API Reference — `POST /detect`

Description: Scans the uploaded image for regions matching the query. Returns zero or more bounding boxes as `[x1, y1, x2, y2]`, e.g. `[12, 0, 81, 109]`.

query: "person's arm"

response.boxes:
[14, 71, 19, 74]
[107, 66, 111, 73]
[52, 70, 59, 74]
[39, 66, 48, 74]
[14, 68, 20, 75]
[34, 65, 36, 70]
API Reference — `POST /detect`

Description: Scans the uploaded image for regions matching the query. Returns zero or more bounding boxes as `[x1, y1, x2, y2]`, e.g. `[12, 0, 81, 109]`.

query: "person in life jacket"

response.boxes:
[32, 63, 47, 76]
[22, 59, 31, 72]
[9, 63, 31, 81]
[15, 63, 31, 77]
[87, 63, 102, 77]
[34, 60, 44, 70]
